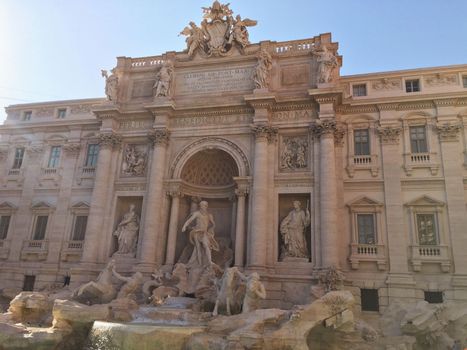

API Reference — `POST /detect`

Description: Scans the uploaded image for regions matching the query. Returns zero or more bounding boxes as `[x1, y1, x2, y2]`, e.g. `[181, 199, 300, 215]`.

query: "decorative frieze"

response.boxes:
[170, 114, 251, 128]
[436, 123, 462, 142]
[372, 78, 401, 90]
[70, 104, 92, 114]
[377, 126, 402, 145]
[148, 128, 170, 146]
[120, 120, 152, 130]
[98, 132, 122, 149]
[35, 108, 54, 117]
[272, 109, 313, 122]
[280, 136, 308, 171]
[424, 73, 457, 87]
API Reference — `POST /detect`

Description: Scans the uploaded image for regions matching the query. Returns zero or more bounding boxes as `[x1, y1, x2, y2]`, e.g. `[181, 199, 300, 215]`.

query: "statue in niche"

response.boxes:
[180, 21, 206, 57]
[280, 200, 311, 260]
[280, 137, 308, 170]
[153, 61, 174, 97]
[311, 45, 338, 84]
[123, 145, 146, 176]
[113, 204, 140, 256]
[101, 68, 118, 101]
[181, 200, 220, 268]
[253, 49, 273, 89]
[242, 272, 266, 313]
[228, 15, 257, 48]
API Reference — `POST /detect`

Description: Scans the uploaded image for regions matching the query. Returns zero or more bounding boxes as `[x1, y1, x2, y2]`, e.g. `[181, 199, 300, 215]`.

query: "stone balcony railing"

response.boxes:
[410, 244, 450, 272]
[77, 166, 96, 185]
[60, 240, 84, 262]
[21, 239, 48, 261]
[349, 243, 386, 270]
[403, 152, 439, 176]
[39, 167, 62, 186]
[346, 154, 379, 177]
[0, 239, 11, 259]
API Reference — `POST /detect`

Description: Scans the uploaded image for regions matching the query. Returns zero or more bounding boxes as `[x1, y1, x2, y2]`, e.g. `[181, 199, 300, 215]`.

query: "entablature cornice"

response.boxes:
[0, 120, 100, 134]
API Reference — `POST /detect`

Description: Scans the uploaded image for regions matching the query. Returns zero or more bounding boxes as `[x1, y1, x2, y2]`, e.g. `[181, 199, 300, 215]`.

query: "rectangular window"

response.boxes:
[22, 275, 36, 291]
[57, 108, 66, 119]
[72, 216, 88, 241]
[33, 215, 48, 240]
[405, 79, 420, 92]
[463, 75, 467, 88]
[357, 214, 376, 244]
[47, 146, 61, 168]
[361, 289, 379, 312]
[424, 291, 443, 304]
[12, 147, 25, 169]
[23, 111, 32, 121]
[0, 216, 11, 240]
[354, 129, 370, 155]
[85, 144, 99, 167]
[410, 126, 428, 153]
[416, 213, 438, 245]
[352, 84, 367, 97]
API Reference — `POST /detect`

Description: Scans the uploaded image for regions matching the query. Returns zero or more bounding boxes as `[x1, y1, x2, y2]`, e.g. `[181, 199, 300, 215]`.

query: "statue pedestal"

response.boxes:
[281, 257, 309, 263]
[113, 254, 138, 273]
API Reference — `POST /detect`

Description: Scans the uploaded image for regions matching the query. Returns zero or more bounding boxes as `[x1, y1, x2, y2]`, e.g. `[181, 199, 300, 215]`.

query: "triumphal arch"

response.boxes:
[1, 1, 467, 311]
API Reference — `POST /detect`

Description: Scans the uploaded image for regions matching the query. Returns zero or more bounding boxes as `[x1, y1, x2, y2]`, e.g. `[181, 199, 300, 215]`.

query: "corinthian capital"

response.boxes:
[436, 123, 462, 142]
[377, 126, 402, 145]
[310, 120, 336, 137]
[251, 124, 278, 143]
[98, 132, 122, 149]
[148, 128, 170, 146]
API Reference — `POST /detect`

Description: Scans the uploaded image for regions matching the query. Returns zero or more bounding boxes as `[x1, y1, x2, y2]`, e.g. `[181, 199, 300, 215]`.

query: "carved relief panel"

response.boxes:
[279, 135, 309, 172]
[121, 144, 148, 177]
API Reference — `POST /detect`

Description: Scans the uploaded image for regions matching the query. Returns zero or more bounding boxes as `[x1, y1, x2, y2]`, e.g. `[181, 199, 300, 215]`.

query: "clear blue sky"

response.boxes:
[1, 0, 466, 123]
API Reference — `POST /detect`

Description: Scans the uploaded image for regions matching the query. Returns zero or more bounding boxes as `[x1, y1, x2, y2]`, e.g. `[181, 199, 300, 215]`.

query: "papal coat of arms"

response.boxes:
[180, 1, 257, 58]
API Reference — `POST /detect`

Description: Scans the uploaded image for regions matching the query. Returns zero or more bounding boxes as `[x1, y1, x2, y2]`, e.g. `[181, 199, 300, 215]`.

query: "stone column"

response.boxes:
[81, 132, 121, 263]
[436, 123, 467, 280]
[234, 186, 248, 267]
[164, 187, 183, 267]
[138, 129, 170, 270]
[311, 120, 339, 268]
[248, 125, 276, 269]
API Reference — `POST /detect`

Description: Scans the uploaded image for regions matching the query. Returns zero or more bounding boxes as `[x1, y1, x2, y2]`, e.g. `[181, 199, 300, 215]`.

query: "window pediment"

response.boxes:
[31, 201, 55, 212]
[347, 196, 383, 209]
[0, 202, 18, 212]
[405, 195, 445, 208]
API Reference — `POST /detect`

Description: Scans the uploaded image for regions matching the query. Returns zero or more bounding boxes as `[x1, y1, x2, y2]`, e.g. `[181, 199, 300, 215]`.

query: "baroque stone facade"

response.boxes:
[1, 3, 467, 314]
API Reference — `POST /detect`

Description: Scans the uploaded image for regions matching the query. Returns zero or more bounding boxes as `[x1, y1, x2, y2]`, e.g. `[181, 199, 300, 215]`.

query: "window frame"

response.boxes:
[405, 78, 421, 93]
[352, 83, 367, 97]
[462, 75, 467, 88]
[0, 215, 11, 240]
[29, 202, 55, 241]
[85, 143, 99, 167]
[22, 111, 32, 121]
[356, 213, 376, 245]
[47, 146, 61, 168]
[32, 215, 48, 240]
[56, 108, 67, 119]
[71, 215, 88, 241]
[12, 147, 25, 169]
[409, 125, 428, 153]
[354, 128, 370, 156]
[415, 213, 439, 245]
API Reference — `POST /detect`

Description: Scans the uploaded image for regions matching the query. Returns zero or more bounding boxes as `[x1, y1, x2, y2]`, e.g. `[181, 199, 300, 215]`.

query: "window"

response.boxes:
[12, 147, 25, 169]
[357, 214, 376, 244]
[85, 144, 99, 167]
[22, 111, 32, 121]
[354, 129, 370, 156]
[361, 289, 379, 312]
[71, 216, 87, 241]
[409, 126, 428, 153]
[463, 75, 467, 88]
[416, 213, 438, 245]
[22, 275, 36, 291]
[0, 216, 11, 240]
[424, 291, 443, 304]
[33, 215, 48, 240]
[352, 84, 367, 97]
[48, 146, 61, 168]
[405, 79, 420, 92]
[57, 108, 67, 119]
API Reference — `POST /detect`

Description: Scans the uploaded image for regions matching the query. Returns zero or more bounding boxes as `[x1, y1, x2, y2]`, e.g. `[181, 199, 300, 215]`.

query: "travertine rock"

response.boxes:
[7, 292, 53, 326]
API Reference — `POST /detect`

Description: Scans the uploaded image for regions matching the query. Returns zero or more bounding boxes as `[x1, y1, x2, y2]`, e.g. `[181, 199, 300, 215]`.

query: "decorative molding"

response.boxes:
[377, 126, 402, 145]
[63, 143, 81, 155]
[272, 109, 314, 122]
[424, 73, 457, 87]
[70, 104, 93, 114]
[170, 114, 251, 128]
[436, 123, 462, 142]
[280, 136, 308, 171]
[26, 145, 44, 158]
[98, 132, 122, 149]
[148, 128, 170, 146]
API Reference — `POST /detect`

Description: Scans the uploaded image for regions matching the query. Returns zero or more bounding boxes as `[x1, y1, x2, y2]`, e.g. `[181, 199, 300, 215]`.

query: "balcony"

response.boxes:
[410, 244, 450, 272]
[346, 154, 379, 177]
[77, 166, 96, 185]
[21, 240, 48, 261]
[3, 168, 24, 187]
[403, 152, 439, 176]
[0, 240, 11, 259]
[61, 240, 84, 262]
[349, 243, 386, 270]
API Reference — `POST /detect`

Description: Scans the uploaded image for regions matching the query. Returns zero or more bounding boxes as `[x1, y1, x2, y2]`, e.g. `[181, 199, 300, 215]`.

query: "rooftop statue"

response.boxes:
[180, 1, 257, 57]
[101, 68, 118, 102]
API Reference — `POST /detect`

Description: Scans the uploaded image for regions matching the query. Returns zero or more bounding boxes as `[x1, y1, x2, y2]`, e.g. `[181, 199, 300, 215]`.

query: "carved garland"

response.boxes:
[170, 137, 250, 177]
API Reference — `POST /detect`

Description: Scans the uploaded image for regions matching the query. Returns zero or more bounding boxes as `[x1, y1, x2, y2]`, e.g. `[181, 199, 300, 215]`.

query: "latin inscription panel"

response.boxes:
[175, 67, 254, 95]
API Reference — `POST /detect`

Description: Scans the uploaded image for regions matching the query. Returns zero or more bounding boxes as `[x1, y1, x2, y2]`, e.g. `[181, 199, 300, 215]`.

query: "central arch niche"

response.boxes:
[174, 148, 241, 265]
